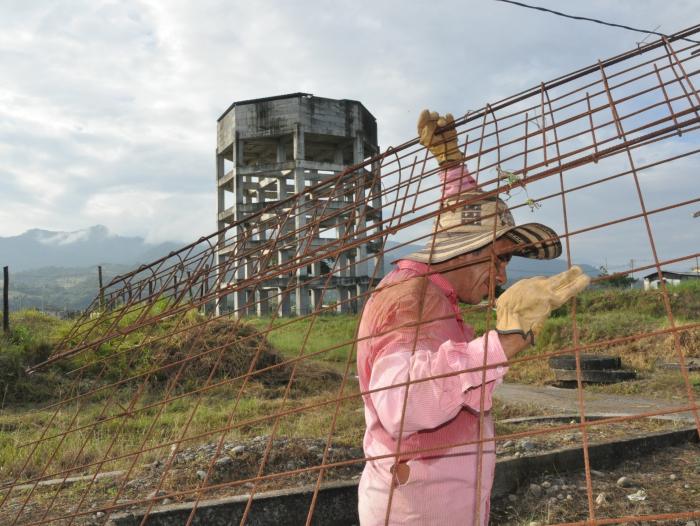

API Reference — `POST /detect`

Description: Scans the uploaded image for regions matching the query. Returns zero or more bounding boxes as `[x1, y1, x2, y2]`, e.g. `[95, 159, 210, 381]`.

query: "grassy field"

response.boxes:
[1, 281, 698, 485]
[0, 309, 364, 483]
[245, 314, 359, 364]
[500, 281, 700, 393]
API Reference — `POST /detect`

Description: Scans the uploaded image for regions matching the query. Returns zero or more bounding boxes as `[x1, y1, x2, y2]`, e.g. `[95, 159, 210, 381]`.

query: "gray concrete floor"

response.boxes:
[495, 382, 698, 422]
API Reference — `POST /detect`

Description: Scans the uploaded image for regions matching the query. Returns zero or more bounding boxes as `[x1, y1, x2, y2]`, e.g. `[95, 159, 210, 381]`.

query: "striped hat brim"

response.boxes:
[399, 222, 561, 264]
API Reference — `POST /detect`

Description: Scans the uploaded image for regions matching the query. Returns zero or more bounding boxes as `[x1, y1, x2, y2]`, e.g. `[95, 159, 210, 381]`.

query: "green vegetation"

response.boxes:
[0, 310, 73, 405]
[494, 280, 700, 389]
[0, 384, 364, 481]
[1, 280, 698, 482]
[596, 265, 637, 289]
[8, 264, 135, 312]
[246, 314, 359, 364]
[0, 307, 359, 479]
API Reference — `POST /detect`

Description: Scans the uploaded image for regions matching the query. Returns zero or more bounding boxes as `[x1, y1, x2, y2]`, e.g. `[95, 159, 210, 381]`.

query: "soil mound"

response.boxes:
[150, 319, 342, 396]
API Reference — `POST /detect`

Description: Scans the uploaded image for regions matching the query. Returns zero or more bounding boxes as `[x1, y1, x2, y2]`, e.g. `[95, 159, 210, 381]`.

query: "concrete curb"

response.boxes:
[491, 426, 698, 498]
[7, 470, 125, 493]
[108, 425, 698, 526]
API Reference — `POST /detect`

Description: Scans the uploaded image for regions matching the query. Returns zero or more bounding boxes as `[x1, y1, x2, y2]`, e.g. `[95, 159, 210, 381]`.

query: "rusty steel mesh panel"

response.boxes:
[3, 25, 700, 526]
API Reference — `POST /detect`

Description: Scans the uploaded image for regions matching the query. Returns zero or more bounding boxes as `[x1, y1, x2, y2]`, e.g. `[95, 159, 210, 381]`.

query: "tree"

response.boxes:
[598, 265, 636, 288]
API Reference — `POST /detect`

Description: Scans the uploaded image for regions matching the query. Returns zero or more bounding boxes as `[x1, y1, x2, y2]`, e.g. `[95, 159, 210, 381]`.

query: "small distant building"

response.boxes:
[642, 270, 700, 290]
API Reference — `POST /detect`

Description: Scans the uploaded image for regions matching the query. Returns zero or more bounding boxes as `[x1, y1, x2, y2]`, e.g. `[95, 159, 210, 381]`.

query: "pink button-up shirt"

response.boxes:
[357, 260, 509, 526]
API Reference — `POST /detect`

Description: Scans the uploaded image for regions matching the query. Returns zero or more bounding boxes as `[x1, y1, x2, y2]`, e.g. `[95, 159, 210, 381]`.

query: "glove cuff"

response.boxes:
[496, 328, 535, 346]
[435, 149, 465, 165]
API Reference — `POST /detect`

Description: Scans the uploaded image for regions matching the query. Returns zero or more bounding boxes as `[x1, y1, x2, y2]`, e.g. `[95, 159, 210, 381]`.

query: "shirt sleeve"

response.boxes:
[368, 331, 509, 439]
[440, 164, 477, 199]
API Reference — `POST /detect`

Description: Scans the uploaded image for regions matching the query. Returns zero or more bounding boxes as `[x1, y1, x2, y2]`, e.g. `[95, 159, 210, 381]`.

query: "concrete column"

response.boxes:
[349, 287, 359, 314]
[310, 288, 323, 311]
[353, 134, 364, 164]
[216, 152, 226, 224]
[348, 253, 357, 276]
[233, 181, 244, 224]
[233, 131, 243, 167]
[232, 276, 247, 318]
[293, 125, 309, 316]
[309, 260, 323, 311]
[275, 287, 289, 317]
[356, 236, 369, 277]
[257, 289, 270, 316]
[231, 130, 249, 319]
[293, 124, 305, 161]
[215, 252, 225, 316]
[277, 248, 293, 318]
[276, 139, 287, 202]
[244, 288, 255, 317]
[338, 286, 351, 314]
[337, 223, 348, 277]
[296, 287, 310, 315]
[216, 151, 226, 316]
[244, 254, 257, 316]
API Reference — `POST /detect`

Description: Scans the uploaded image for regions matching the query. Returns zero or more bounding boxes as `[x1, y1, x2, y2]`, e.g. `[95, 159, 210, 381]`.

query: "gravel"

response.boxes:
[490, 442, 699, 525]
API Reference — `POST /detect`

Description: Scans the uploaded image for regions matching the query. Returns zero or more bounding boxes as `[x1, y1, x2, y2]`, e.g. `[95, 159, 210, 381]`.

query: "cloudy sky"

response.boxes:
[1, 0, 698, 271]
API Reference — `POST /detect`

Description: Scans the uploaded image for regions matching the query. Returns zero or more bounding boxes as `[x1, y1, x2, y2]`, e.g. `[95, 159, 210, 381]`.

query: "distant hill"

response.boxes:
[8, 264, 138, 313]
[0, 226, 182, 312]
[1, 229, 601, 313]
[0, 225, 181, 272]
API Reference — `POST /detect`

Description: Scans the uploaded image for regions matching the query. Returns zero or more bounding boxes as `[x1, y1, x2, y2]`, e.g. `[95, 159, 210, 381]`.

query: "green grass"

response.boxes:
[0, 310, 73, 405]
[459, 284, 700, 387]
[0, 382, 364, 481]
[2, 281, 698, 485]
[0, 309, 362, 480]
[246, 314, 359, 364]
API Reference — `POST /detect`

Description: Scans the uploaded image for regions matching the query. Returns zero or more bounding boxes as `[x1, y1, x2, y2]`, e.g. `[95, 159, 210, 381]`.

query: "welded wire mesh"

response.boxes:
[3, 24, 700, 526]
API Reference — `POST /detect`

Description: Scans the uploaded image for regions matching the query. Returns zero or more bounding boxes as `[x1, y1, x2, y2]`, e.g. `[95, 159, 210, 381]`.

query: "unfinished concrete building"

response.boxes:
[216, 93, 383, 316]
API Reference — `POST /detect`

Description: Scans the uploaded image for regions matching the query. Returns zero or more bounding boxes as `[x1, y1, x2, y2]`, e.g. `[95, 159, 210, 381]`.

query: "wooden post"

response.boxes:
[98, 266, 105, 310]
[3, 266, 9, 333]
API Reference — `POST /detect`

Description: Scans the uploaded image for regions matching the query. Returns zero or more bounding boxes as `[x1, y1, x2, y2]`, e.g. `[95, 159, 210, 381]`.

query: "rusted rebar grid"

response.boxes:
[3, 24, 700, 526]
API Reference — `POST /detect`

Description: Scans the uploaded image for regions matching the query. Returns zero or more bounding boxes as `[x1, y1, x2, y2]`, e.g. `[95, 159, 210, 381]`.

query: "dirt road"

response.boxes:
[495, 382, 698, 423]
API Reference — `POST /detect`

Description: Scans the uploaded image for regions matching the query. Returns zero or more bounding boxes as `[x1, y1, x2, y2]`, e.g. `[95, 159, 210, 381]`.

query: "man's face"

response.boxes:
[439, 238, 515, 304]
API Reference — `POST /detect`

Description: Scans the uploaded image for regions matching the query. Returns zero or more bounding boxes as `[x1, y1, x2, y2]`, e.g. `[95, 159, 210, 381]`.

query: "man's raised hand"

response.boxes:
[417, 109, 465, 165]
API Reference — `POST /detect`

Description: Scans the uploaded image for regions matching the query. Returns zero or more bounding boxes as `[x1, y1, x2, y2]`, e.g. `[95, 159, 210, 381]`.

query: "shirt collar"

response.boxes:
[396, 259, 457, 303]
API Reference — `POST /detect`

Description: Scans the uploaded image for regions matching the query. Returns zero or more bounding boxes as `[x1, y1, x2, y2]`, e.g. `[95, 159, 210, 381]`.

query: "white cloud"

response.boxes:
[37, 229, 91, 246]
[0, 0, 698, 271]
[83, 188, 214, 243]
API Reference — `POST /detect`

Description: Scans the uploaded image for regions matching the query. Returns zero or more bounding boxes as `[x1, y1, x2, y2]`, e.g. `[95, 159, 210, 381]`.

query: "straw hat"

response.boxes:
[402, 190, 562, 264]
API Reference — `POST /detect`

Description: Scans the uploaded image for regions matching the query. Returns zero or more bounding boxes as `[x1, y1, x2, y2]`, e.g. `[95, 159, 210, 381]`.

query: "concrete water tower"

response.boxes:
[215, 93, 383, 316]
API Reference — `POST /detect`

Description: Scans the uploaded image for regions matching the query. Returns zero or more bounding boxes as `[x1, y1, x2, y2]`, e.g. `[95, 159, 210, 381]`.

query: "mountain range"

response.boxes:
[0, 225, 181, 272]
[0, 226, 181, 312]
[0, 226, 600, 312]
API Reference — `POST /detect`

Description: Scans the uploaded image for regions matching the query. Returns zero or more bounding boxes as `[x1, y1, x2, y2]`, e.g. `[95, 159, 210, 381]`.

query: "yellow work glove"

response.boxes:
[417, 110, 465, 165]
[496, 266, 591, 343]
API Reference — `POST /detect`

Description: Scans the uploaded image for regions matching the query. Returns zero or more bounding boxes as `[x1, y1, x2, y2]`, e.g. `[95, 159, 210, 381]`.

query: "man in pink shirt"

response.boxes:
[356, 111, 590, 525]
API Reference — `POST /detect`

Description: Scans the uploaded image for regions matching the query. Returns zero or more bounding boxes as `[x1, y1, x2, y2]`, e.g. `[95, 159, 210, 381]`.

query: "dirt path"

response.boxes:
[495, 382, 699, 423]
